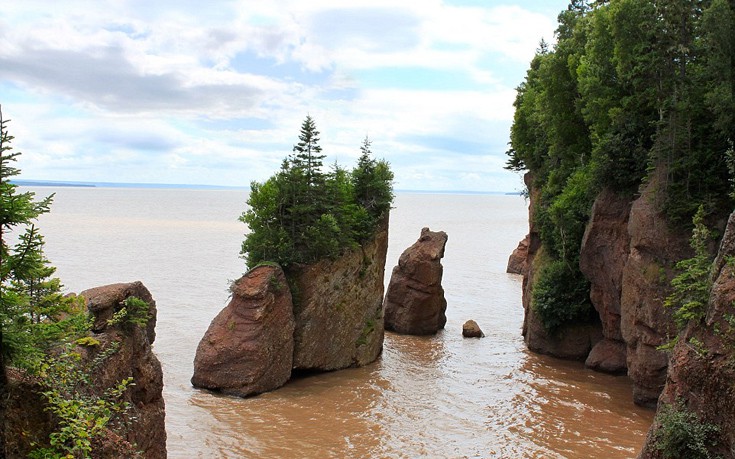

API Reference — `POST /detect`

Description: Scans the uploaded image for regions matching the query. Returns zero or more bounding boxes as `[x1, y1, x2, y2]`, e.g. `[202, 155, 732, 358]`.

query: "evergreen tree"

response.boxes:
[0, 106, 81, 368]
[241, 118, 393, 269]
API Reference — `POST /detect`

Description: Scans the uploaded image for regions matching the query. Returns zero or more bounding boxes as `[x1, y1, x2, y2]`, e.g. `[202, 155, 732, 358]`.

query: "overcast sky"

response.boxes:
[2, 0, 569, 192]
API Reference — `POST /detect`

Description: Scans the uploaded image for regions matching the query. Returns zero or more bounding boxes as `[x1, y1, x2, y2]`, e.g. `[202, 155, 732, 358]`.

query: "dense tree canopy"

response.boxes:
[507, 0, 735, 331]
[240, 117, 394, 269]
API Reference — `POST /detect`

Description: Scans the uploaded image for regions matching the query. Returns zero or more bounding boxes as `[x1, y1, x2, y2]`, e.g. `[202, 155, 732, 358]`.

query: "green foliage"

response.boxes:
[654, 402, 721, 459]
[106, 296, 150, 328]
[665, 206, 714, 330]
[507, 0, 735, 331]
[241, 117, 393, 269]
[33, 341, 134, 459]
[0, 106, 138, 457]
[532, 257, 594, 333]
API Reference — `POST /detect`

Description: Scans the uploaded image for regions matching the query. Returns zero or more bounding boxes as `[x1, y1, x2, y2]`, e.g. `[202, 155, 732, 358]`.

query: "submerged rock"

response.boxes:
[192, 265, 294, 397]
[384, 227, 448, 335]
[462, 320, 484, 338]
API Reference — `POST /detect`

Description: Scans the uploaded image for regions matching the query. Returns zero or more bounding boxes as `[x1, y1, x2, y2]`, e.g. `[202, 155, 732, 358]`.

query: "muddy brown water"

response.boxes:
[29, 187, 654, 458]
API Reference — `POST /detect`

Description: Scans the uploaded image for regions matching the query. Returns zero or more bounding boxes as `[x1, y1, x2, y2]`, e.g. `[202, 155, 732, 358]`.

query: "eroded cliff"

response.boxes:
[638, 211, 735, 458]
[3, 281, 166, 458]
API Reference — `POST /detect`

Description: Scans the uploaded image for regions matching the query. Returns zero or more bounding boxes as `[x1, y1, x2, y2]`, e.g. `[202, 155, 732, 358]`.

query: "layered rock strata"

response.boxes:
[384, 227, 448, 335]
[191, 265, 294, 396]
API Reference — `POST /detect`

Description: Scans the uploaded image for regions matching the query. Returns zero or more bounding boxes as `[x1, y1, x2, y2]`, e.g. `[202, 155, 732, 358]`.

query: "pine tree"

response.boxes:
[0, 106, 80, 368]
[290, 115, 326, 187]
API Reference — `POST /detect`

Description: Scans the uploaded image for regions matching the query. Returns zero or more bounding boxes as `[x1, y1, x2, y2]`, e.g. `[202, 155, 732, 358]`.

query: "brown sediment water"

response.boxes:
[30, 187, 655, 458]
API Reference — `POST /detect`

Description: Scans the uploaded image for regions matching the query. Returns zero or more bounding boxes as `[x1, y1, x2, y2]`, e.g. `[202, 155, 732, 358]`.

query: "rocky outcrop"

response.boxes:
[462, 320, 484, 338]
[191, 265, 294, 396]
[80, 282, 167, 458]
[621, 170, 691, 407]
[579, 188, 631, 374]
[291, 216, 389, 371]
[384, 227, 448, 335]
[638, 211, 735, 458]
[506, 234, 530, 274]
[520, 173, 602, 360]
[3, 281, 166, 458]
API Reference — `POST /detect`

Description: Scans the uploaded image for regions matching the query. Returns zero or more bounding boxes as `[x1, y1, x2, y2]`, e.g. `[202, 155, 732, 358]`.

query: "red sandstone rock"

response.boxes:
[507, 234, 530, 274]
[191, 265, 294, 397]
[638, 211, 735, 458]
[384, 227, 448, 335]
[462, 320, 484, 338]
[585, 338, 627, 374]
[80, 282, 167, 458]
[520, 173, 602, 360]
[82, 281, 158, 344]
[579, 188, 632, 374]
[5, 282, 166, 458]
[621, 168, 690, 407]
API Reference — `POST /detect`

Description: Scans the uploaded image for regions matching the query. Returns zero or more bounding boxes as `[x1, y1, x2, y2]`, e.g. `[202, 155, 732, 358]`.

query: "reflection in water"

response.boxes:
[29, 188, 655, 458]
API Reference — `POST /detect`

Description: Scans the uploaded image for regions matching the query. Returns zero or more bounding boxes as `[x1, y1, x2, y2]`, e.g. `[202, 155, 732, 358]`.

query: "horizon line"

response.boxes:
[13, 179, 523, 195]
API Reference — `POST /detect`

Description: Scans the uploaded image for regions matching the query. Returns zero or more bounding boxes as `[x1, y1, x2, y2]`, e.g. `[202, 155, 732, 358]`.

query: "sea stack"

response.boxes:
[384, 227, 448, 335]
[192, 265, 295, 397]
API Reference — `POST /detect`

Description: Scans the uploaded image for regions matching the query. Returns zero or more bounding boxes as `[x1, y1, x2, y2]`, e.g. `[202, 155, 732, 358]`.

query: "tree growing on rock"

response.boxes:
[240, 117, 393, 269]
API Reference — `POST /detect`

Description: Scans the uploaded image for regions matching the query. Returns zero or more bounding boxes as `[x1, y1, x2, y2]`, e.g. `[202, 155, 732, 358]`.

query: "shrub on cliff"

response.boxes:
[653, 402, 720, 459]
[240, 116, 393, 269]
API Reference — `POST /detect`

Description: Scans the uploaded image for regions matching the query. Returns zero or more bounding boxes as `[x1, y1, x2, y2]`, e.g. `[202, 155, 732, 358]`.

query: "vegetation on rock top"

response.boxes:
[240, 115, 394, 270]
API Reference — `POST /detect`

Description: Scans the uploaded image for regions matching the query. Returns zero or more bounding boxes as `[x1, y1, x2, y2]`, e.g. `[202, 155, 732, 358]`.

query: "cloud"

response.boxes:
[1, 0, 569, 191]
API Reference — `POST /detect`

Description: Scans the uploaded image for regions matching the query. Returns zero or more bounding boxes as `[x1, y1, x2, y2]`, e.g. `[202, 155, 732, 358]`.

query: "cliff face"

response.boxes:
[290, 216, 389, 371]
[520, 170, 691, 406]
[620, 171, 691, 407]
[520, 174, 603, 360]
[579, 188, 631, 374]
[3, 281, 167, 458]
[638, 211, 735, 458]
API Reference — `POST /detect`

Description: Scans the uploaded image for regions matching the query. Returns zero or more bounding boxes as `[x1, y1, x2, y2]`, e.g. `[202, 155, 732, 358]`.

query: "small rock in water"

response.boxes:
[462, 320, 484, 338]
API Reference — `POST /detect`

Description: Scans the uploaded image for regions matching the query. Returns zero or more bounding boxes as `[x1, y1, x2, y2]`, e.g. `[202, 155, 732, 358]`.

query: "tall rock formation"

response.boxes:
[193, 216, 390, 392]
[519, 174, 602, 360]
[3, 281, 167, 458]
[579, 188, 632, 374]
[620, 171, 691, 407]
[191, 265, 294, 396]
[291, 217, 389, 370]
[384, 227, 448, 335]
[638, 211, 735, 458]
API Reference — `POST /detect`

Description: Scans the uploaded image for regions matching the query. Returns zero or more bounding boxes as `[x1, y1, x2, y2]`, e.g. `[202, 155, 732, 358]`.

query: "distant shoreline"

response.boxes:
[13, 179, 523, 195]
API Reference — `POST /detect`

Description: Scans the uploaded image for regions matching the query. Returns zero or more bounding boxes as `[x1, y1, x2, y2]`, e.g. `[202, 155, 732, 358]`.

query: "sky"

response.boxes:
[1, 0, 570, 192]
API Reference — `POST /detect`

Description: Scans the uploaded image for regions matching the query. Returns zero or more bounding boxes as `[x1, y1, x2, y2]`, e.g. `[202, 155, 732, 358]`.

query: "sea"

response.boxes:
[23, 186, 654, 459]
